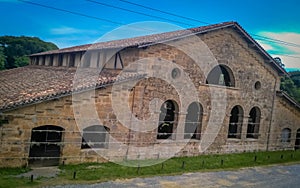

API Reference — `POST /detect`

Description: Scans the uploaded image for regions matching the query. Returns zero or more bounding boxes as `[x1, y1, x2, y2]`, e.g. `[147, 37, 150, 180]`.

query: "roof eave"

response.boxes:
[277, 91, 300, 110]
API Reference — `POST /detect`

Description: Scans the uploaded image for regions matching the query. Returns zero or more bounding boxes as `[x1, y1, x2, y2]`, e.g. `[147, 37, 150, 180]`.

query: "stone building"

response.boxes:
[0, 22, 299, 167]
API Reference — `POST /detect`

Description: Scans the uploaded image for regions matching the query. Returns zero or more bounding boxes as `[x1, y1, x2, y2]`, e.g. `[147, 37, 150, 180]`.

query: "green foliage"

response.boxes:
[281, 71, 300, 103]
[290, 71, 300, 87]
[0, 46, 6, 70]
[58, 150, 300, 182]
[14, 56, 30, 67]
[0, 36, 58, 70]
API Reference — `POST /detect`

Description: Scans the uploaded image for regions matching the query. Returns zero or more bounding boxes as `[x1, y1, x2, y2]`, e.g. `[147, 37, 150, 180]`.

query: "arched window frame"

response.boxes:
[281, 128, 291, 144]
[246, 107, 261, 139]
[184, 102, 203, 140]
[206, 65, 235, 87]
[227, 105, 243, 139]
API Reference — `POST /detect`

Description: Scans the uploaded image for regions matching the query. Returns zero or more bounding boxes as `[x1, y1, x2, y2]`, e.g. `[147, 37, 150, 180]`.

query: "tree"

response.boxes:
[280, 72, 300, 103]
[0, 46, 6, 70]
[14, 56, 29, 67]
[0, 36, 58, 70]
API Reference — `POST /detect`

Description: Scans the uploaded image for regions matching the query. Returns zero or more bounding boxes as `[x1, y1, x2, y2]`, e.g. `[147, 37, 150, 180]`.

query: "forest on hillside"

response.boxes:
[281, 71, 300, 103]
[0, 36, 58, 70]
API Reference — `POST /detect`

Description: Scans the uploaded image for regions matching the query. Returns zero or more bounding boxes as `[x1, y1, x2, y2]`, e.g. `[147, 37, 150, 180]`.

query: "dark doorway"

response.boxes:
[157, 100, 178, 139]
[29, 125, 64, 167]
[295, 129, 300, 150]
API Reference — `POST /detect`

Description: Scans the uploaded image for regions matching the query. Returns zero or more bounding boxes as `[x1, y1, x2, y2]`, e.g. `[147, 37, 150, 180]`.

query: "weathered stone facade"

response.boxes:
[0, 22, 299, 167]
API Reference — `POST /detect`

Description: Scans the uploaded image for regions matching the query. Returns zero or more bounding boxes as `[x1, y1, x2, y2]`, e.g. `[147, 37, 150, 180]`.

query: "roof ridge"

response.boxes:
[30, 21, 237, 56]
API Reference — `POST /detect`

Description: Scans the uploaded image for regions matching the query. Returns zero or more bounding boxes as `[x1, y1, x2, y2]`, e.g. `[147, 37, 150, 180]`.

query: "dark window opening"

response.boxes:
[157, 100, 178, 139]
[206, 65, 235, 87]
[58, 54, 63, 66]
[69, 53, 75, 67]
[171, 68, 181, 79]
[41, 56, 45, 65]
[49, 55, 54, 66]
[246, 107, 261, 139]
[184, 102, 203, 140]
[254, 81, 261, 90]
[228, 105, 243, 139]
[81, 125, 109, 149]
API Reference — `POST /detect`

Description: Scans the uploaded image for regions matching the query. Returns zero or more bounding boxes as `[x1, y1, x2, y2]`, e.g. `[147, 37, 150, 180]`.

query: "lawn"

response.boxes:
[1, 150, 300, 187]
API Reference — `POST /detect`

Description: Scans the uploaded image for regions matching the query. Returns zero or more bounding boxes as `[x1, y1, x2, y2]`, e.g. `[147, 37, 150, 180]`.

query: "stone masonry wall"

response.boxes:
[0, 27, 299, 167]
[268, 96, 300, 151]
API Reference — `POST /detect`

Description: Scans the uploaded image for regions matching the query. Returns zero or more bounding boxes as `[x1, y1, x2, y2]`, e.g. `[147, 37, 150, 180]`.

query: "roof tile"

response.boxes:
[0, 66, 143, 111]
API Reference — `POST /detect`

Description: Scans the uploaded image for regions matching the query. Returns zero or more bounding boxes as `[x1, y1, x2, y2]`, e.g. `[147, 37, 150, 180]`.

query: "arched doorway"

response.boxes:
[29, 125, 64, 167]
[184, 102, 203, 140]
[295, 129, 300, 150]
[157, 100, 178, 139]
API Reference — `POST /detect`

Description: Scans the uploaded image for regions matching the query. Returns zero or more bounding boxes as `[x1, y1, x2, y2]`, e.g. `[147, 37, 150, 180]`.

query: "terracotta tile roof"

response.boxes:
[0, 66, 144, 112]
[30, 21, 236, 56]
[0, 21, 288, 112]
[30, 21, 286, 75]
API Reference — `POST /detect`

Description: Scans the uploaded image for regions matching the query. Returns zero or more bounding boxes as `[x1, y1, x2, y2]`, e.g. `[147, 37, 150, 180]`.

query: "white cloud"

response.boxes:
[256, 31, 300, 69]
[50, 26, 98, 35]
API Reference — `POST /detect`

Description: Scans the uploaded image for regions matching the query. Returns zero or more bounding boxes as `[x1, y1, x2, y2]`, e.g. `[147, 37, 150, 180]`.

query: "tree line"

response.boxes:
[0, 36, 58, 70]
[280, 71, 300, 103]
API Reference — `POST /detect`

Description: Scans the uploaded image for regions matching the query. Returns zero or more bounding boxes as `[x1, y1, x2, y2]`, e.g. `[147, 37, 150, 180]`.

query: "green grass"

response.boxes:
[1, 150, 300, 187]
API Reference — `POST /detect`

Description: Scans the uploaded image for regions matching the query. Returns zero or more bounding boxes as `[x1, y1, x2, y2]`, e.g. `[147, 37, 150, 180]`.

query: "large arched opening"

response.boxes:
[28, 125, 64, 167]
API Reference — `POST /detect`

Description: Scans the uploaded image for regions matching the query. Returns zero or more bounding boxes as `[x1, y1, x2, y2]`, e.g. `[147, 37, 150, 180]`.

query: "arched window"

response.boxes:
[157, 100, 178, 139]
[281, 128, 291, 143]
[81, 125, 109, 149]
[206, 65, 235, 87]
[246, 107, 261, 139]
[184, 102, 203, 140]
[228, 105, 243, 139]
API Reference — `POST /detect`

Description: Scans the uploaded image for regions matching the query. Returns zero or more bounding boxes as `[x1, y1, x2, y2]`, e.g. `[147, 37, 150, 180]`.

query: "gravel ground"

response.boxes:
[45, 164, 300, 188]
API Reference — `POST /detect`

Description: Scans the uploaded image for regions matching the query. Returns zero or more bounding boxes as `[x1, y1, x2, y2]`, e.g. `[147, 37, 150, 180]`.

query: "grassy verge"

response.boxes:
[1, 150, 300, 187]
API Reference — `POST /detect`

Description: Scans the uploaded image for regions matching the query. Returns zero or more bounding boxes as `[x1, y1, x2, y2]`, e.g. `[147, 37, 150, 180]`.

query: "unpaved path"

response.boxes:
[48, 164, 300, 188]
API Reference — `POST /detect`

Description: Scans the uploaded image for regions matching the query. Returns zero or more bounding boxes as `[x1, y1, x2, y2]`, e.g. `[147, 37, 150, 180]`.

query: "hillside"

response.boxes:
[0, 36, 58, 70]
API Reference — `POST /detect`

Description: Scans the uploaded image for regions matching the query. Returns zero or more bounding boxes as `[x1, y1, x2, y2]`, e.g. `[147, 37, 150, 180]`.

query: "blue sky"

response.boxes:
[0, 0, 300, 69]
